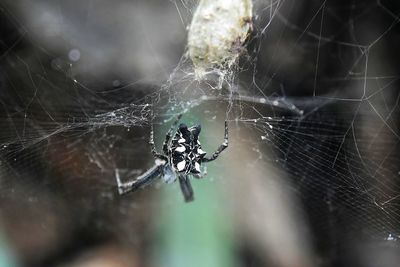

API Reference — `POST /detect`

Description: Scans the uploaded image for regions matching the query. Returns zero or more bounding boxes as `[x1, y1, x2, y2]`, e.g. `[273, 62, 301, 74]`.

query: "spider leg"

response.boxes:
[193, 166, 207, 179]
[202, 121, 228, 163]
[163, 113, 183, 155]
[115, 165, 163, 195]
[149, 122, 168, 161]
[178, 174, 194, 202]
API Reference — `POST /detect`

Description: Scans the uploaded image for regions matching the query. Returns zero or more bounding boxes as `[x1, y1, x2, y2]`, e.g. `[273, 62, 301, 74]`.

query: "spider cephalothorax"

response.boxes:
[170, 124, 207, 174]
[115, 114, 228, 202]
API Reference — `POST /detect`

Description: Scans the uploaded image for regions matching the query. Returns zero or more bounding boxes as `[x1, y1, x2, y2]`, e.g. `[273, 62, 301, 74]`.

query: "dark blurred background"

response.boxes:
[1, 0, 400, 266]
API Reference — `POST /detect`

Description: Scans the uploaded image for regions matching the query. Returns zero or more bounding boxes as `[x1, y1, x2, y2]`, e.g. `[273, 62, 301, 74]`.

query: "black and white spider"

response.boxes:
[115, 114, 228, 202]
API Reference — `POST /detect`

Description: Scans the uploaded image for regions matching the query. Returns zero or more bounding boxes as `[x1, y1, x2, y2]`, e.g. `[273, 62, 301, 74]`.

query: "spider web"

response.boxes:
[0, 0, 400, 266]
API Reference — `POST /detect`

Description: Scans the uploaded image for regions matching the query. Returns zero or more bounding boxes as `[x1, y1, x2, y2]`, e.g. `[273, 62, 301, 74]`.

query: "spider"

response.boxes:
[115, 114, 228, 202]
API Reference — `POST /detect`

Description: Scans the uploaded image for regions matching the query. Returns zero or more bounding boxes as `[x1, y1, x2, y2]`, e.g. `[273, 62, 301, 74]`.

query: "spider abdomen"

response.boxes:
[170, 123, 206, 174]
